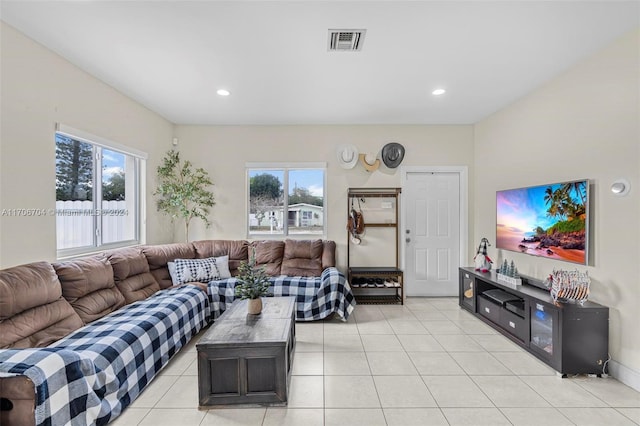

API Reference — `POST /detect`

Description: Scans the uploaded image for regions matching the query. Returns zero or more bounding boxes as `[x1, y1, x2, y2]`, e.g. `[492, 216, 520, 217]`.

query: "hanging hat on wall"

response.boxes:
[381, 142, 405, 169]
[336, 144, 359, 169]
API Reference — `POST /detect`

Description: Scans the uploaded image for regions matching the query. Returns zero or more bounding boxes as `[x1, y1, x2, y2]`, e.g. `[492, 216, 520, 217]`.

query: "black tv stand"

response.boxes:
[459, 267, 609, 376]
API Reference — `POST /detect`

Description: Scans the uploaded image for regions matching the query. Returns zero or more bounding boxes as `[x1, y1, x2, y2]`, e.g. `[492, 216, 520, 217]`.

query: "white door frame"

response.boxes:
[400, 166, 469, 295]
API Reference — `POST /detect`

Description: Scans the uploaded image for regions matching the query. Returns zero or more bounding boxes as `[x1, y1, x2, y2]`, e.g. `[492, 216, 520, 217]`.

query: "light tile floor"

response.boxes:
[111, 297, 640, 426]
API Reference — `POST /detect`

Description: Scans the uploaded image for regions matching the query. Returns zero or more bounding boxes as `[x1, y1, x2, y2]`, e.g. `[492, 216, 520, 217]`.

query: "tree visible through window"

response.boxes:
[55, 132, 142, 254]
[248, 167, 325, 236]
[56, 136, 93, 202]
[250, 172, 284, 232]
[102, 150, 126, 202]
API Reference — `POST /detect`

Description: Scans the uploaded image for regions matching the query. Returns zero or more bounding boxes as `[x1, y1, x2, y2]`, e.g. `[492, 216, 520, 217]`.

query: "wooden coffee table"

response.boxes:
[197, 297, 296, 407]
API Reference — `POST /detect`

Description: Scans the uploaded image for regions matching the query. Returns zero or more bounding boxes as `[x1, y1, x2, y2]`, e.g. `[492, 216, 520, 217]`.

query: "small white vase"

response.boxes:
[247, 298, 262, 315]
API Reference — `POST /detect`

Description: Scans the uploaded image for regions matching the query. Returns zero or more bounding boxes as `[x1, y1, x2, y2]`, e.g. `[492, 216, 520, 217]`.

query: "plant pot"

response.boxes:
[247, 298, 262, 315]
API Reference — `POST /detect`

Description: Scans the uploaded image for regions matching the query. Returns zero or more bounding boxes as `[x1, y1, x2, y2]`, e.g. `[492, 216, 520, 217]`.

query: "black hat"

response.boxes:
[381, 143, 405, 169]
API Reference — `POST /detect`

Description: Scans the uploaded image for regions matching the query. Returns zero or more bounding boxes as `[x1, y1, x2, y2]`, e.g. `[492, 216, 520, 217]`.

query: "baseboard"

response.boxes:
[608, 359, 640, 392]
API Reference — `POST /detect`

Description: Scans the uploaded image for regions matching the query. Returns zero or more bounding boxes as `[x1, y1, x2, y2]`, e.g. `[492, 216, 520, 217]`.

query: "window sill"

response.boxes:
[56, 240, 140, 261]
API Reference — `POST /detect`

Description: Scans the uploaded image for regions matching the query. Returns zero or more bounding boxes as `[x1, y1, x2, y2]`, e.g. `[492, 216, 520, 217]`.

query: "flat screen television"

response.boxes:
[496, 179, 589, 265]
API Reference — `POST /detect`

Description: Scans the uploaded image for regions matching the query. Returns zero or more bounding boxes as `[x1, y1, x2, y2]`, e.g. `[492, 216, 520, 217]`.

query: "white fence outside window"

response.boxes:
[56, 200, 130, 249]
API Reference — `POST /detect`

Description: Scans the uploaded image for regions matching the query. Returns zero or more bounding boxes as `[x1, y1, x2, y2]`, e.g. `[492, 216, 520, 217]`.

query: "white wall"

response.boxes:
[0, 22, 174, 267]
[474, 29, 640, 383]
[174, 125, 474, 270]
[0, 21, 476, 270]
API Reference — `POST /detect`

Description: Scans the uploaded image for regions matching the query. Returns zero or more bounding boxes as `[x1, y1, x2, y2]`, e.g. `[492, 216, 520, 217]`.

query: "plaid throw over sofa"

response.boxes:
[0, 239, 354, 426]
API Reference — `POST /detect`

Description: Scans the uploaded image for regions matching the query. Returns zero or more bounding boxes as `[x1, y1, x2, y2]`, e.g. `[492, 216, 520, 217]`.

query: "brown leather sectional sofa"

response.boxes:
[0, 239, 336, 426]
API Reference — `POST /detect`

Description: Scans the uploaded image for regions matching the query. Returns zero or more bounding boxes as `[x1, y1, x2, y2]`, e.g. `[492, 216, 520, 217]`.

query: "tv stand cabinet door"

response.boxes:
[459, 270, 475, 313]
[561, 308, 609, 375]
[528, 301, 561, 371]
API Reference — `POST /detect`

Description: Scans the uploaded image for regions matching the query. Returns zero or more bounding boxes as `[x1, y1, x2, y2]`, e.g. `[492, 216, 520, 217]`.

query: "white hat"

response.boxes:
[336, 144, 359, 169]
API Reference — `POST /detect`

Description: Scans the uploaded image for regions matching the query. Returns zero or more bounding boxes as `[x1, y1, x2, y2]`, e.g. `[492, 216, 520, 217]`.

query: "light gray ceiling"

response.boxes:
[2, 1, 638, 125]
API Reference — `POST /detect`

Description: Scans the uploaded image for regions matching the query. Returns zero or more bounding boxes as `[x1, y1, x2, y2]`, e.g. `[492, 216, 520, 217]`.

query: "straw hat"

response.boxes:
[336, 144, 359, 169]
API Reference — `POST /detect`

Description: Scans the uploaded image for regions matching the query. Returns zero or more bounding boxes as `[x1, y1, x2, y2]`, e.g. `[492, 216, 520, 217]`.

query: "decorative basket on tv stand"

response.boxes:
[549, 269, 590, 305]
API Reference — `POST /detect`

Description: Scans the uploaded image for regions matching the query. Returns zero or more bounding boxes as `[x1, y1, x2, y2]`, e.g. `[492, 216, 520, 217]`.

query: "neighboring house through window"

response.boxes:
[55, 124, 146, 257]
[247, 163, 326, 237]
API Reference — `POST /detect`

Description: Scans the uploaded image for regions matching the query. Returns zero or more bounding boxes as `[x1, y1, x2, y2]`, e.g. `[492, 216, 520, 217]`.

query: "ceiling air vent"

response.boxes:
[328, 29, 366, 51]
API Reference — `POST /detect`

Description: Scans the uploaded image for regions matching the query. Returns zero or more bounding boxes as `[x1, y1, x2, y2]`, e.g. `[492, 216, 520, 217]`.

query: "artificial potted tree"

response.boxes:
[154, 150, 215, 242]
[235, 255, 271, 315]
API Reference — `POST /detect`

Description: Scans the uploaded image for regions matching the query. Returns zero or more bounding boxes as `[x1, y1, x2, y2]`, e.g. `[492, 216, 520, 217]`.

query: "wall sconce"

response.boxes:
[611, 179, 630, 196]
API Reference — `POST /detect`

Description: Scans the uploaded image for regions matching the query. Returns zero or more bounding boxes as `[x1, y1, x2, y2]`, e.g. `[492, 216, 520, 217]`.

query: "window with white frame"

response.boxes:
[55, 124, 146, 256]
[247, 163, 326, 237]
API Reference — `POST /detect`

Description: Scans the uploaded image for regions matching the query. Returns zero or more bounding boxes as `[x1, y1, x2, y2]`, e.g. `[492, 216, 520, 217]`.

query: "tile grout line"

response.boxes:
[411, 300, 510, 424]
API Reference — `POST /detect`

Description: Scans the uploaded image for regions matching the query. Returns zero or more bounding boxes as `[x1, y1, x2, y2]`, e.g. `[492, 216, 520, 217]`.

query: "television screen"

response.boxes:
[496, 179, 588, 265]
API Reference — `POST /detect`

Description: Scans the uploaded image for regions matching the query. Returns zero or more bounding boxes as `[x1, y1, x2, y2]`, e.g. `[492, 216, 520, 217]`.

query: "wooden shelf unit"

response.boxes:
[347, 188, 403, 305]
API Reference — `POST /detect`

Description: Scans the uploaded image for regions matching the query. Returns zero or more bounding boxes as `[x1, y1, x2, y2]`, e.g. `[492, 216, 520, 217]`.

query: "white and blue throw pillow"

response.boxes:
[169, 255, 232, 286]
[172, 257, 220, 285]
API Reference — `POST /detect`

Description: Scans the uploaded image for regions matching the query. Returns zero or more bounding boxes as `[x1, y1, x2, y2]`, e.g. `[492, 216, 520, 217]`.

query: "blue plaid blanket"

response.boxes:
[208, 266, 355, 321]
[0, 285, 208, 426]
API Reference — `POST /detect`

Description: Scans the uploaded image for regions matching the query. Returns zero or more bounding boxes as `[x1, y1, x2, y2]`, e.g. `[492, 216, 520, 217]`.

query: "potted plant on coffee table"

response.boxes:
[235, 256, 271, 315]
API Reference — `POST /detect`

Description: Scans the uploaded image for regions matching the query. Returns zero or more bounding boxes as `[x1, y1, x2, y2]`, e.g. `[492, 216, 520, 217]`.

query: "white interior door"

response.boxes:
[404, 172, 460, 296]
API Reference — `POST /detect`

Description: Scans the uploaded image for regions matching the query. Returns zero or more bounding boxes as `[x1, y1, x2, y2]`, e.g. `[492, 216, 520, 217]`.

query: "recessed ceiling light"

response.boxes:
[432, 88, 446, 96]
[217, 89, 230, 96]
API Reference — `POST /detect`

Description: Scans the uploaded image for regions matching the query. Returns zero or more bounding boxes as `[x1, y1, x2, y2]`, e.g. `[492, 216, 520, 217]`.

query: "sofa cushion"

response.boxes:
[322, 240, 336, 269]
[192, 240, 248, 276]
[251, 240, 285, 276]
[53, 256, 125, 324]
[107, 248, 160, 304]
[281, 239, 324, 277]
[141, 243, 196, 289]
[0, 262, 84, 348]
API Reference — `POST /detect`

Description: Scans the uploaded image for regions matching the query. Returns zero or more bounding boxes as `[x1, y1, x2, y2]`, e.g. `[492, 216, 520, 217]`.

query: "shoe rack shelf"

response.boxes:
[347, 188, 403, 305]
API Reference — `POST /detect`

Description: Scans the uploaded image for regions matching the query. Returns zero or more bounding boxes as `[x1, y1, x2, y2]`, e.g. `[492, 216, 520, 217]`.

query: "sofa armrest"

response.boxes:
[0, 348, 101, 426]
[322, 241, 336, 269]
[321, 266, 344, 283]
[0, 375, 35, 426]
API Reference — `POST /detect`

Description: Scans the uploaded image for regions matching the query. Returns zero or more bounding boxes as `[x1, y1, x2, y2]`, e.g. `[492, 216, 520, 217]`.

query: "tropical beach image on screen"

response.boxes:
[496, 180, 588, 264]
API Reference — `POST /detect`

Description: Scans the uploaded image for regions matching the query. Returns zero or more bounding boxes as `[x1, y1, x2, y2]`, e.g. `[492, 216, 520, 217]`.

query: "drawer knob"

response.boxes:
[484, 307, 490, 313]
[509, 321, 515, 328]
